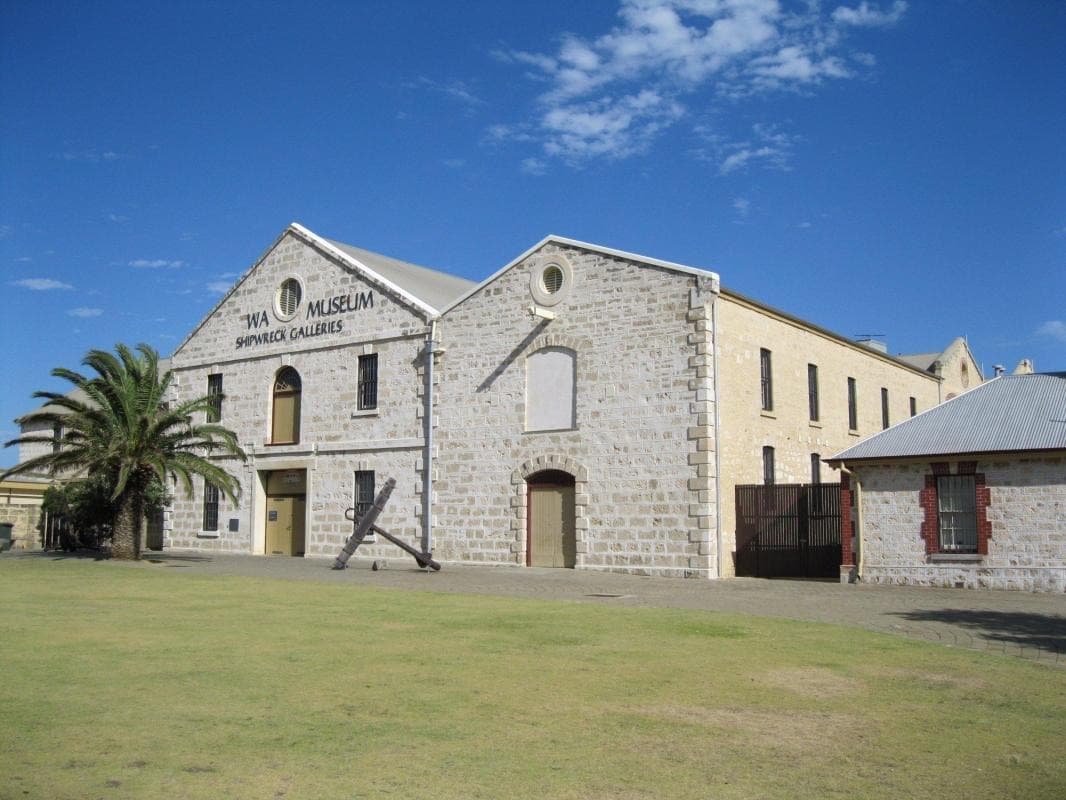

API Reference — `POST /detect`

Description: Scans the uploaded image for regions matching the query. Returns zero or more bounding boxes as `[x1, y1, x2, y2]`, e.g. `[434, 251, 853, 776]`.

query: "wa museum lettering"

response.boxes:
[236, 291, 374, 350]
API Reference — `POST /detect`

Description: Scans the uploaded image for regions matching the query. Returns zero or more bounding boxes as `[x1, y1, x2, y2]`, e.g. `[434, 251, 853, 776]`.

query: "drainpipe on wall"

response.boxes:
[710, 288, 724, 579]
[422, 320, 439, 557]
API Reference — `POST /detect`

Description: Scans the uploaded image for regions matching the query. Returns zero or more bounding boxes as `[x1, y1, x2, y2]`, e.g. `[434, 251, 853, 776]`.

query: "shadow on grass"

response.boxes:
[888, 609, 1066, 659]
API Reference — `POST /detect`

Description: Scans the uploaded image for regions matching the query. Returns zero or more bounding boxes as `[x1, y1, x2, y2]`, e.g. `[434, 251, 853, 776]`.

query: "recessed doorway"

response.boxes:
[526, 469, 576, 568]
[264, 469, 306, 556]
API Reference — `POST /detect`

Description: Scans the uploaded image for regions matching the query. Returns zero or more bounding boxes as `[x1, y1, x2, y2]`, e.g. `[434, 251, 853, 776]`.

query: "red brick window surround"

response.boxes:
[919, 462, 991, 555]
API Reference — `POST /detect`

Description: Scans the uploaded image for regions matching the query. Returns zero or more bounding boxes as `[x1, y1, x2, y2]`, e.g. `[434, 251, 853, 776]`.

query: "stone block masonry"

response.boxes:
[432, 243, 719, 578]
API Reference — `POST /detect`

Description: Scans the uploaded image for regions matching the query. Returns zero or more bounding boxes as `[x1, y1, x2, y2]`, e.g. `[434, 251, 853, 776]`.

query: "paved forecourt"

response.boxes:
[10, 550, 1065, 666]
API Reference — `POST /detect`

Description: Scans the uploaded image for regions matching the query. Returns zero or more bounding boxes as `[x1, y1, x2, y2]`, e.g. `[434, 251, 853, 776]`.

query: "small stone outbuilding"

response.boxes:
[829, 372, 1066, 591]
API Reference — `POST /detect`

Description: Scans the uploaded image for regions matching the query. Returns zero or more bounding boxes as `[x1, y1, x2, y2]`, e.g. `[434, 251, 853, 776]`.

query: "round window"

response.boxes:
[541, 265, 564, 295]
[529, 256, 573, 307]
[275, 278, 303, 320]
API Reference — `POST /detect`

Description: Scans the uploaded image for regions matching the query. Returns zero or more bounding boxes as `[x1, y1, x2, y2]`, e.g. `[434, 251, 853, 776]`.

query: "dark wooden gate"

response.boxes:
[735, 483, 841, 578]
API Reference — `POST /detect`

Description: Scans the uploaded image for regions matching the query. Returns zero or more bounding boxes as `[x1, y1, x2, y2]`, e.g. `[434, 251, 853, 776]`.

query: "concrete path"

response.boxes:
[16, 550, 1066, 666]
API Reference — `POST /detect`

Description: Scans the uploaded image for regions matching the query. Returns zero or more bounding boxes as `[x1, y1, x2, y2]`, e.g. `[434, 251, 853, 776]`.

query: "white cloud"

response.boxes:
[495, 0, 906, 165]
[106, 213, 129, 223]
[521, 157, 547, 175]
[67, 307, 103, 318]
[15, 256, 32, 262]
[713, 122, 797, 175]
[129, 259, 185, 269]
[733, 197, 751, 217]
[442, 158, 466, 169]
[59, 148, 122, 163]
[11, 278, 74, 290]
[832, 1, 908, 28]
[206, 281, 232, 295]
[541, 90, 685, 160]
[1036, 320, 1066, 343]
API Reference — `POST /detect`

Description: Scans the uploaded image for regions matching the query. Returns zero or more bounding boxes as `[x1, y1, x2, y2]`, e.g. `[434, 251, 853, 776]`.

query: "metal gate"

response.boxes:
[735, 483, 841, 578]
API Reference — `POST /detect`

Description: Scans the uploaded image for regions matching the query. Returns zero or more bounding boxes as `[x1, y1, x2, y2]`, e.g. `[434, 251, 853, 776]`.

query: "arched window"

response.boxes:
[272, 367, 302, 444]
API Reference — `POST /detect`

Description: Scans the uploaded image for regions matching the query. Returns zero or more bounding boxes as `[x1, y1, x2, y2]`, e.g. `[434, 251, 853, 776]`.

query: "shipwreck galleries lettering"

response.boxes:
[236, 291, 374, 349]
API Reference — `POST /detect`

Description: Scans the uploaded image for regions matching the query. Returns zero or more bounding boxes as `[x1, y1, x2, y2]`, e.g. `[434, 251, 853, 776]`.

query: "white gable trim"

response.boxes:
[439, 234, 721, 315]
[172, 222, 439, 358]
[288, 223, 440, 318]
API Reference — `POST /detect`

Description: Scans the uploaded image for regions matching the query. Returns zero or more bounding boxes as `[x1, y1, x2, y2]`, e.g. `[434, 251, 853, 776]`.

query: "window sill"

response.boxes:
[523, 426, 579, 434]
[351, 408, 379, 418]
[808, 421, 822, 429]
[264, 441, 300, 447]
[760, 411, 776, 420]
[197, 532, 220, 539]
[928, 552, 982, 563]
[848, 429, 860, 437]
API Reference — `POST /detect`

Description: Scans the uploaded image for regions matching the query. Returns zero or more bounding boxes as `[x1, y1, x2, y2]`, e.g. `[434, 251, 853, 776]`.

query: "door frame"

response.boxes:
[525, 469, 577, 568]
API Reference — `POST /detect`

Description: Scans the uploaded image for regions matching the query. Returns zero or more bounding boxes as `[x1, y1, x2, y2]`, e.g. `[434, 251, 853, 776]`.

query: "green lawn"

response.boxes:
[1, 559, 1064, 800]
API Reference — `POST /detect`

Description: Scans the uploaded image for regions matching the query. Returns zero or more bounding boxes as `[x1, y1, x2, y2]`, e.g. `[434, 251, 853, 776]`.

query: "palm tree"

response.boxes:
[2, 343, 246, 560]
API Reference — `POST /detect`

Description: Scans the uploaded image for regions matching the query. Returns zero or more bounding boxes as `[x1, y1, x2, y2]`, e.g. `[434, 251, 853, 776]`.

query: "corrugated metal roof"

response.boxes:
[326, 239, 476, 311]
[829, 372, 1066, 462]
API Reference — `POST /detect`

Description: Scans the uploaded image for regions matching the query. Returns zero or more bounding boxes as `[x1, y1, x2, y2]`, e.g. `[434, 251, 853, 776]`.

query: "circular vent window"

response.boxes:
[542, 265, 564, 295]
[529, 257, 573, 307]
[275, 278, 303, 320]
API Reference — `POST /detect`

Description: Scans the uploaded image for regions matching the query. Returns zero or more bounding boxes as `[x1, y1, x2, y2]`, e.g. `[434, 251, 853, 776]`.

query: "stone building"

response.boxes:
[11, 222, 961, 578]
[897, 336, 983, 400]
[828, 372, 1066, 592]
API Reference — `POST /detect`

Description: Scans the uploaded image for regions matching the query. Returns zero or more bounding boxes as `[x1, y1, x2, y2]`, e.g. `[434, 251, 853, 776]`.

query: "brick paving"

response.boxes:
[14, 550, 1066, 666]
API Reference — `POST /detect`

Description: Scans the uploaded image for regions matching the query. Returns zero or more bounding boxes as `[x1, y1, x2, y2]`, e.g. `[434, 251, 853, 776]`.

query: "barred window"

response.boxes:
[910, 396, 917, 417]
[760, 349, 773, 412]
[207, 373, 223, 422]
[358, 354, 378, 411]
[353, 471, 375, 523]
[52, 423, 63, 454]
[810, 453, 822, 485]
[762, 446, 775, 486]
[202, 481, 219, 532]
[937, 475, 977, 553]
[881, 387, 890, 430]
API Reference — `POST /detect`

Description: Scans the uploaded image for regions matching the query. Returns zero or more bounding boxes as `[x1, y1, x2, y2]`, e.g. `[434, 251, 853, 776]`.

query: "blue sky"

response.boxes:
[2, 0, 1064, 465]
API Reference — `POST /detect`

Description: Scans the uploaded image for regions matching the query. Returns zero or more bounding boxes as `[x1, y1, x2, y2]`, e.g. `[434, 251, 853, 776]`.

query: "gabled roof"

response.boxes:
[896, 352, 940, 371]
[896, 336, 984, 381]
[324, 237, 475, 311]
[440, 234, 720, 314]
[829, 372, 1066, 463]
[173, 223, 476, 357]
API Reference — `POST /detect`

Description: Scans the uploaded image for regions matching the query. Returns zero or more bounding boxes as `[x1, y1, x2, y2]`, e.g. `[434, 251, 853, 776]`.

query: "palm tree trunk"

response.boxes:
[112, 492, 143, 560]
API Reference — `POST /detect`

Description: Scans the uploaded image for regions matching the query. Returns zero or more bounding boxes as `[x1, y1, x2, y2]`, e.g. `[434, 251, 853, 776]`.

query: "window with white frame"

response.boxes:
[937, 475, 977, 552]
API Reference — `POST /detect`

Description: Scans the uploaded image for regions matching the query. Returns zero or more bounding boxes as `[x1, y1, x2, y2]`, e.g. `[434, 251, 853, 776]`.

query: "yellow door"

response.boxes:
[529, 484, 576, 568]
[265, 496, 292, 555]
[265, 496, 305, 556]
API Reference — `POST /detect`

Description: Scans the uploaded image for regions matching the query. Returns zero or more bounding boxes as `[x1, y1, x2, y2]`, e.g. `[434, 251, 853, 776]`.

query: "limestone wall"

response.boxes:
[716, 292, 942, 575]
[166, 230, 432, 559]
[433, 242, 717, 578]
[855, 458, 1066, 592]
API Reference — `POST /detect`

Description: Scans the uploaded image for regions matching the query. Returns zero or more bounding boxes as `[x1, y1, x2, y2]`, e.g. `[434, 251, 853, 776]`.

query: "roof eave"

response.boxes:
[439, 234, 721, 315]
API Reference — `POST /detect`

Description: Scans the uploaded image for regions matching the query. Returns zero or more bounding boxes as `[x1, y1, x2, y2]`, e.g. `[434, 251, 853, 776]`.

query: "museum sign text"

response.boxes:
[236, 291, 374, 350]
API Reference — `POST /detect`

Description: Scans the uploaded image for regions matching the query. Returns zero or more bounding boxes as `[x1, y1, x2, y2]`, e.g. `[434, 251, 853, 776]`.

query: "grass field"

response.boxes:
[1, 558, 1064, 800]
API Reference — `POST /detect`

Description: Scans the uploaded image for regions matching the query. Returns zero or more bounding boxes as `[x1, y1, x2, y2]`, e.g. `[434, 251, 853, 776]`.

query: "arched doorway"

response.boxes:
[526, 470, 576, 568]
